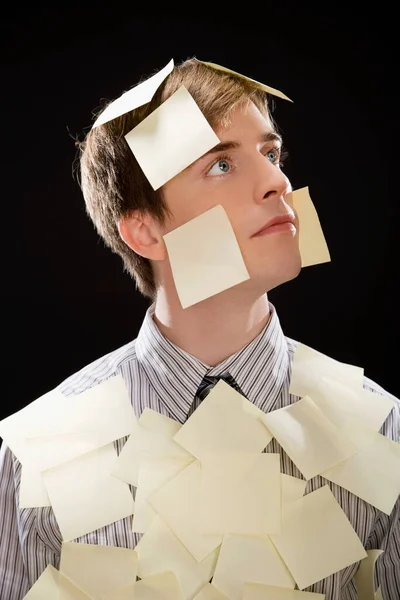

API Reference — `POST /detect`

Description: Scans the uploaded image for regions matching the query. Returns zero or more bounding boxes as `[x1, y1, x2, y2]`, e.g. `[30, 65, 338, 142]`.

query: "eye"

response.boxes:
[207, 158, 232, 176]
[265, 147, 281, 164]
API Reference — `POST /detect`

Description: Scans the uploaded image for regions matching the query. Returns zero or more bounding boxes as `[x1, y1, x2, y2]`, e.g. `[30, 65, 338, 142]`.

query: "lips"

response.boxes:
[252, 214, 296, 237]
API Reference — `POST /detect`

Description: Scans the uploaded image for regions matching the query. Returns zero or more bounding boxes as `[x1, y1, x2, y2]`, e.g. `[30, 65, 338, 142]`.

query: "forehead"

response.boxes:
[214, 101, 273, 139]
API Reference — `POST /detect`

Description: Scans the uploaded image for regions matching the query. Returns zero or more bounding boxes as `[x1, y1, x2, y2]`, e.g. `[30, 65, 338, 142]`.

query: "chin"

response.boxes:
[252, 254, 302, 293]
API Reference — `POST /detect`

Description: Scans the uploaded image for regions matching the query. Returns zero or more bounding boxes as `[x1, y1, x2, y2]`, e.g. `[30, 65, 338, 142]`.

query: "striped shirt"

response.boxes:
[1, 301, 399, 600]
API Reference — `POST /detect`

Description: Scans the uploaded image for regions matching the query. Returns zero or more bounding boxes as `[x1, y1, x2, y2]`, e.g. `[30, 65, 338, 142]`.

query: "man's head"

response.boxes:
[79, 58, 301, 301]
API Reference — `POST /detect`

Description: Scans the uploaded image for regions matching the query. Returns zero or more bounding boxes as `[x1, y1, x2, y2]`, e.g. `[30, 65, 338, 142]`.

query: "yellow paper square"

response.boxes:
[93, 59, 174, 128]
[135, 516, 219, 600]
[201, 62, 292, 102]
[19, 463, 51, 508]
[163, 205, 250, 309]
[60, 542, 137, 598]
[281, 474, 307, 507]
[322, 425, 400, 514]
[311, 375, 394, 431]
[42, 444, 134, 541]
[133, 456, 194, 533]
[243, 583, 325, 599]
[270, 485, 367, 590]
[125, 85, 220, 190]
[200, 454, 281, 534]
[291, 187, 330, 268]
[173, 380, 272, 460]
[289, 342, 364, 399]
[211, 534, 295, 600]
[262, 396, 357, 480]
[148, 460, 222, 561]
[22, 565, 93, 599]
[354, 549, 383, 600]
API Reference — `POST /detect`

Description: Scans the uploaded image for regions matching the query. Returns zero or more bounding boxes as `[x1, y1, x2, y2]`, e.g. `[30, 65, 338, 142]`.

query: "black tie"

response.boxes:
[187, 370, 245, 420]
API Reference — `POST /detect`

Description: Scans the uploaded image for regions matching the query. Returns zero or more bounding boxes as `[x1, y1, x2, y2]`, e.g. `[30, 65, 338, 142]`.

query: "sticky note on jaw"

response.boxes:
[22, 565, 92, 599]
[92, 59, 174, 128]
[270, 485, 367, 590]
[163, 204, 250, 309]
[291, 186, 330, 268]
[173, 379, 272, 459]
[125, 85, 220, 190]
[60, 542, 138, 599]
[262, 395, 356, 480]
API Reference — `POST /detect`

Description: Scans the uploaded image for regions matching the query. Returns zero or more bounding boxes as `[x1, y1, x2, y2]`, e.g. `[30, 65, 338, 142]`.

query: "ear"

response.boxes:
[118, 212, 168, 261]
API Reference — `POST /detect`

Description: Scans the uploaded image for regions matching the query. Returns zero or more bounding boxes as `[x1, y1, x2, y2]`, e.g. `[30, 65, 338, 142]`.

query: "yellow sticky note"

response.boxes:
[135, 516, 219, 600]
[163, 205, 250, 309]
[60, 542, 137, 598]
[243, 583, 325, 599]
[211, 534, 295, 600]
[139, 408, 183, 436]
[322, 426, 400, 514]
[290, 343, 364, 399]
[125, 85, 220, 190]
[19, 463, 51, 508]
[193, 583, 230, 600]
[148, 460, 222, 561]
[310, 375, 394, 431]
[133, 456, 194, 533]
[22, 565, 93, 599]
[112, 415, 191, 488]
[99, 583, 136, 600]
[281, 474, 307, 507]
[0, 388, 64, 462]
[92, 59, 174, 128]
[270, 485, 367, 590]
[173, 379, 272, 460]
[42, 444, 134, 541]
[22, 375, 135, 471]
[133, 571, 185, 600]
[291, 187, 330, 268]
[354, 550, 384, 600]
[201, 61, 292, 102]
[262, 396, 356, 480]
[200, 454, 281, 535]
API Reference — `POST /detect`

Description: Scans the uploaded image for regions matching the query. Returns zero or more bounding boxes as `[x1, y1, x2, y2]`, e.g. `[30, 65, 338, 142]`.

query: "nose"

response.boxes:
[253, 154, 290, 205]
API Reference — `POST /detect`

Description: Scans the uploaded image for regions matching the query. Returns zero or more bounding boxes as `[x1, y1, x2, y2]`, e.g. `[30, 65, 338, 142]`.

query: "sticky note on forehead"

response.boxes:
[291, 186, 331, 268]
[201, 61, 292, 102]
[92, 59, 174, 128]
[125, 85, 220, 190]
[163, 205, 250, 309]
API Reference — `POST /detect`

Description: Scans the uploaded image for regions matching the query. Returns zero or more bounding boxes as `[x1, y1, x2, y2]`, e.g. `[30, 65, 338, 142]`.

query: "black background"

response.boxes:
[3, 7, 398, 423]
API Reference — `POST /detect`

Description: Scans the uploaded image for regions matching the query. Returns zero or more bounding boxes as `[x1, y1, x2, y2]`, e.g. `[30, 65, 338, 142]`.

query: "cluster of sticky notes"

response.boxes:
[0, 374, 137, 541]
[2, 338, 398, 599]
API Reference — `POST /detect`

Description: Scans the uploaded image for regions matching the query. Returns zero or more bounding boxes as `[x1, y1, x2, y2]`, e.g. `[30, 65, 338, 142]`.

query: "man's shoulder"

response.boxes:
[56, 338, 139, 398]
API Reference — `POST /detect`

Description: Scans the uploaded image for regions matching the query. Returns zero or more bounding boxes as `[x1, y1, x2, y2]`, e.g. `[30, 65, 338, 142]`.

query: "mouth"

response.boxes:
[252, 214, 296, 237]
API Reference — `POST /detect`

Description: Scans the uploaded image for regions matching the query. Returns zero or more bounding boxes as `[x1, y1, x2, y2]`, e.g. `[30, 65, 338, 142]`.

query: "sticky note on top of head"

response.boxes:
[92, 59, 174, 128]
[125, 85, 220, 190]
[201, 61, 293, 102]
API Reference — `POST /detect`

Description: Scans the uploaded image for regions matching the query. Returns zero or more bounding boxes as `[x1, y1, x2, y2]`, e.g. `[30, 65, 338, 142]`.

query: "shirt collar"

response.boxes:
[136, 300, 289, 423]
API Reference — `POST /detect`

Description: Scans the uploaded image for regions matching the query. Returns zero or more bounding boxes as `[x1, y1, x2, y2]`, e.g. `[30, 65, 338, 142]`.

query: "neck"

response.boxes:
[153, 282, 271, 367]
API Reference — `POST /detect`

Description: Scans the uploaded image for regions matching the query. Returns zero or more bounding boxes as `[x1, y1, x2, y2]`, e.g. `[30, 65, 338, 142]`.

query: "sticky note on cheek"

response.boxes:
[163, 204, 250, 309]
[125, 85, 220, 190]
[291, 186, 331, 267]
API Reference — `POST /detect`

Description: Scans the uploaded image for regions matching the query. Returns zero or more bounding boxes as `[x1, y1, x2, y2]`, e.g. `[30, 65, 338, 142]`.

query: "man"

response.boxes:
[1, 58, 399, 599]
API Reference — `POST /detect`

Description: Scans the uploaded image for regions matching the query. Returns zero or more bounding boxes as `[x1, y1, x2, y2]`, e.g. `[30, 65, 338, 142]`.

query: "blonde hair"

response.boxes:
[78, 58, 273, 299]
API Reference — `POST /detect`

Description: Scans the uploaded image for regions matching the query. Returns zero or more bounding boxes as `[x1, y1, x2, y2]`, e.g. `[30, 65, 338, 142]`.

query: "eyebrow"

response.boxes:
[185, 131, 283, 172]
